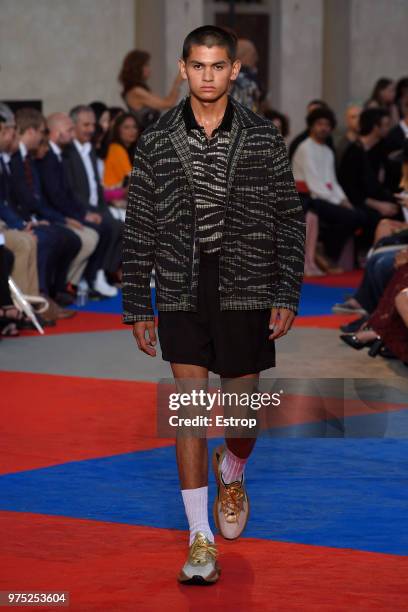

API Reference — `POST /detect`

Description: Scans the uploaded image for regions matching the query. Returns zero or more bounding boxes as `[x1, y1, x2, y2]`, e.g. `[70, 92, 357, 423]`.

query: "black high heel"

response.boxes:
[368, 338, 384, 357]
[340, 333, 380, 350]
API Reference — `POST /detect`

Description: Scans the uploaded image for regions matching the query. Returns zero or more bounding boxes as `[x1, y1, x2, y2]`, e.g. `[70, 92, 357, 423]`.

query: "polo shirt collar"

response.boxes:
[183, 95, 234, 133]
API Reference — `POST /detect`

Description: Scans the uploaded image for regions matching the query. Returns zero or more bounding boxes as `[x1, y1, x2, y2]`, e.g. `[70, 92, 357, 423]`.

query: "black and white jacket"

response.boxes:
[122, 95, 305, 323]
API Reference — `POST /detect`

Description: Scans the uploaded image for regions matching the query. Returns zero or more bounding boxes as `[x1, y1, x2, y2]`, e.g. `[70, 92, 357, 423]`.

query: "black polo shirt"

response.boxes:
[183, 96, 234, 254]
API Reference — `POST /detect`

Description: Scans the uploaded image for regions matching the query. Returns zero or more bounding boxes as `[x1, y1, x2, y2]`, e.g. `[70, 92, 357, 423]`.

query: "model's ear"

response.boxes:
[230, 59, 242, 82]
[179, 58, 188, 81]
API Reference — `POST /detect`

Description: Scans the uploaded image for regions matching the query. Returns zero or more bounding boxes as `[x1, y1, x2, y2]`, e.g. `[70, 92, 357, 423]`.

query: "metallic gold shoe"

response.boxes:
[177, 532, 220, 585]
[212, 445, 250, 540]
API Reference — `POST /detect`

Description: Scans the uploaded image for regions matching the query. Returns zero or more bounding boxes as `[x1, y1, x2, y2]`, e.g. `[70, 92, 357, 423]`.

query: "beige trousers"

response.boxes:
[67, 226, 99, 285]
[3, 229, 39, 295]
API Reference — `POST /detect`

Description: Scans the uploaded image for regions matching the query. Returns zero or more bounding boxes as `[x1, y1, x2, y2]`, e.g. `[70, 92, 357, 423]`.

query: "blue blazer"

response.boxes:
[9, 150, 66, 224]
[37, 148, 86, 222]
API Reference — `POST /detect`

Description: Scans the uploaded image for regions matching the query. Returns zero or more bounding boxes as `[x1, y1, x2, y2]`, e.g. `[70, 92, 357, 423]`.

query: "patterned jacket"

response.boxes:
[122, 95, 305, 323]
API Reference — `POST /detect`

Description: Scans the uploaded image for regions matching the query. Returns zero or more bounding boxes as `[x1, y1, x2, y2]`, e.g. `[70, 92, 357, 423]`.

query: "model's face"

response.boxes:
[75, 111, 96, 143]
[179, 45, 241, 102]
[310, 118, 332, 141]
[346, 105, 361, 132]
[119, 117, 139, 146]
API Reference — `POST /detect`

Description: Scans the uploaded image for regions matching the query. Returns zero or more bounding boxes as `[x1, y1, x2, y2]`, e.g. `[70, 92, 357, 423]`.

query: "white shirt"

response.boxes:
[1, 152, 11, 173]
[292, 137, 346, 205]
[73, 139, 98, 207]
[19, 141, 28, 160]
[49, 140, 62, 162]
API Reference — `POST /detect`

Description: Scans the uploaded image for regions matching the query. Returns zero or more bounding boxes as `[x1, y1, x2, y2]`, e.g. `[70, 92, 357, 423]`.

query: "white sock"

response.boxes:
[181, 486, 214, 546]
[221, 447, 248, 484]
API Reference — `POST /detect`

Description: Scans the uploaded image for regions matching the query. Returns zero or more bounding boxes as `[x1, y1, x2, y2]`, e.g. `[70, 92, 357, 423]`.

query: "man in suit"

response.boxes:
[0, 105, 40, 300]
[63, 105, 123, 297]
[38, 113, 103, 297]
[9, 108, 81, 307]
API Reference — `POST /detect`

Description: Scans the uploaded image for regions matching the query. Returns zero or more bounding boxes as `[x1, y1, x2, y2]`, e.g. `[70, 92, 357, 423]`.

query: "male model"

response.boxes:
[123, 26, 305, 585]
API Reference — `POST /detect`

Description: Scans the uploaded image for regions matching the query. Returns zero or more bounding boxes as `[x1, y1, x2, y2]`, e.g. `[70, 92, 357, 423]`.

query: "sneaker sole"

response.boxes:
[178, 565, 221, 585]
[212, 445, 250, 540]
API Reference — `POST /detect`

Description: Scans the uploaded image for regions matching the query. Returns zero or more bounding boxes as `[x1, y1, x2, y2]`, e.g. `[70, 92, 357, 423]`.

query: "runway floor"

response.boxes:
[1, 270, 407, 611]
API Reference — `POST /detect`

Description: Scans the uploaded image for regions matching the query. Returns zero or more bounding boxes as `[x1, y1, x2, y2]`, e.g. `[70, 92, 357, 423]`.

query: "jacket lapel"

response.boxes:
[168, 120, 195, 196]
[225, 117, 246, 205]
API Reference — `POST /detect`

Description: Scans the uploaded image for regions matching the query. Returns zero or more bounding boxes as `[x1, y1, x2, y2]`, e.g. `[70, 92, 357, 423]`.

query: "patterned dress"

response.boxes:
[368, 262, 408, 362]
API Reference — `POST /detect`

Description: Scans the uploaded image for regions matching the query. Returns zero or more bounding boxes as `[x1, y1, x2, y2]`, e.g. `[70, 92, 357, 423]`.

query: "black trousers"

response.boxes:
[301, 195, 365, 260]
[84, 210, 123, 283]
[32, 224, 80, 295]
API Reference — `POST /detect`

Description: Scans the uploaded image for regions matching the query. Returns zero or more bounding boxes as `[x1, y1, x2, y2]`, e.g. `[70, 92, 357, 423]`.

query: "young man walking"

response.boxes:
[123, 26, 305, 585]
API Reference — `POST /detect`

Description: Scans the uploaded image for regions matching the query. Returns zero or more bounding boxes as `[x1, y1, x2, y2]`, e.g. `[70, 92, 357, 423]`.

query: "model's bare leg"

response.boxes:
[304, 212, 324, 276]
[221, 372, 260, 458]
[171, 363, 209, 489]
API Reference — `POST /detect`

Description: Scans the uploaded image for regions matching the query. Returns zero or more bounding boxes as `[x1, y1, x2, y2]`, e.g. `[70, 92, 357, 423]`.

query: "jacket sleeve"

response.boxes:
[268, 129, 306, 315]
[0, 201, 25, 230]
[122, 135, 156, 324]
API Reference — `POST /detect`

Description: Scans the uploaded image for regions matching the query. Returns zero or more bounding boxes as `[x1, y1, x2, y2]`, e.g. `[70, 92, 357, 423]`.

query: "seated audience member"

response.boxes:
[38, 113, 101, 297]
[384, 95, 408, 192]
[340, 249, 408, 365]
[103, 113, 139, 221]
[263, 109, 290, 141]
[0, 241, 21, 337]
[335, 103, 362, 168]
[289, 99, 335, 160]
[104, 113, 138, 188]
[63, 105, 123, 294]
[4, 108, 80, 316]
[89, 101, 111, 178]
[365, 77, 399, 127]
[0, 106, 40, 299]
[292, 107, 364, 272]
[339, 108, 402, 247]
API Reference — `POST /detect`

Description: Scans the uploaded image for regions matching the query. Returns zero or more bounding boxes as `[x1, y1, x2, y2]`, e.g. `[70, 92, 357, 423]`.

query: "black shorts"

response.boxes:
[157, 251, 276, 376]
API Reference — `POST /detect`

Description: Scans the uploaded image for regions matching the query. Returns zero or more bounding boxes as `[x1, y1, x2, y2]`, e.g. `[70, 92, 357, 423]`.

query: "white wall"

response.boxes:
[0, 0, 136, 114]
[349, 0, 408, 104]
[279, 0, 324, 138]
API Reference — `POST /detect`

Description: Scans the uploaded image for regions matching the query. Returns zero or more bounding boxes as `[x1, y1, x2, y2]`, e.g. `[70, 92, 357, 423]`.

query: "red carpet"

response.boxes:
[294, 313, 358, 328]
[1, 512, 406, 611]
[0, 372, 172, 475]
[304, 269, 364, 288]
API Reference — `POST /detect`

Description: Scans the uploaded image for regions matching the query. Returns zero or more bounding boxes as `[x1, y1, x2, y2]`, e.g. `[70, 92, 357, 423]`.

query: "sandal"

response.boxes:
[0, 305, 25, 321]
[1, 322, 20, 337]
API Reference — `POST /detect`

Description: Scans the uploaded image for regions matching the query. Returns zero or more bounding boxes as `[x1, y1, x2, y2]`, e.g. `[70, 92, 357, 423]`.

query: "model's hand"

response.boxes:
[268, 308, 295, 340]
[133, 321, 157, 356]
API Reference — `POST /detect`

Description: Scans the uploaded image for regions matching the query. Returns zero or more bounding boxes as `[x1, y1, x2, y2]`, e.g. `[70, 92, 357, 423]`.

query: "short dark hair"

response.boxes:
[306, 107, 337, 130]
[182, 25, 237, 62]
[359, 108, 389, 136]
[15, 108, 44, 133]
[263, 109, 290, 138]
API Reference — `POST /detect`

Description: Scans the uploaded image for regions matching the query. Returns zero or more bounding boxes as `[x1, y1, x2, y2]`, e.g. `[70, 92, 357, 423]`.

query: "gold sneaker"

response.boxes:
[178, 532, 220, 585]
[212, 445, 250, 540]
